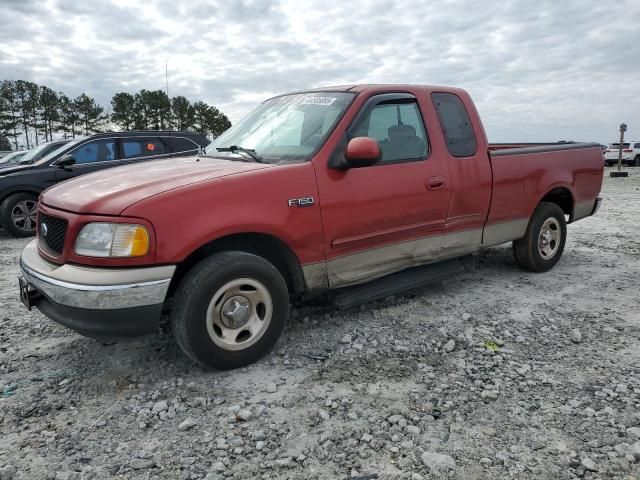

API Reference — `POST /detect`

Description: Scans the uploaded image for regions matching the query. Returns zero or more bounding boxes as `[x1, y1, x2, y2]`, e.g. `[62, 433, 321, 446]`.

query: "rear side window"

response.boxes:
[122, 138, 166, 159]
[169, 137, 199, 154]
[634, 143, 640, 149]
[432, 93, 477, 157]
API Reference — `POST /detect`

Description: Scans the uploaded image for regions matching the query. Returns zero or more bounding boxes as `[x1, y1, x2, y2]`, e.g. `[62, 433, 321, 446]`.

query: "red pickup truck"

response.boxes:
[18, 84, 604, 369]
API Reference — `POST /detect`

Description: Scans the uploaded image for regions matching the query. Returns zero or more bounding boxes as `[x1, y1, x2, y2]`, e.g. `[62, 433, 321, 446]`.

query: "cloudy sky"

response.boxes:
[1, 0, 639, 143]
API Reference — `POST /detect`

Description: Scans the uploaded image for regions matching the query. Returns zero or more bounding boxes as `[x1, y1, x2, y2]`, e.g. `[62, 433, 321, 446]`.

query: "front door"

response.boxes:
[314, 92, 451, 288]
[54, 138, 119, 181]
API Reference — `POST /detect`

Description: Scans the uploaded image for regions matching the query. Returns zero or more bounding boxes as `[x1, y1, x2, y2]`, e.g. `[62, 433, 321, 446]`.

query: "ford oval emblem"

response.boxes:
[40, 222, 48, 237]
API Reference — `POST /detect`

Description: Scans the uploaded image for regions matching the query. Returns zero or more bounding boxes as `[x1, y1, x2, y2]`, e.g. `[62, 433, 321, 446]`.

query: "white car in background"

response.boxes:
[604, 141, 640, 166]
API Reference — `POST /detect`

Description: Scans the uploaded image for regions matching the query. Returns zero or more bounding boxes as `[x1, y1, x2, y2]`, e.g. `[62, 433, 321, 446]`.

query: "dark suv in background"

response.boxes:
[0, 131, 209, 236]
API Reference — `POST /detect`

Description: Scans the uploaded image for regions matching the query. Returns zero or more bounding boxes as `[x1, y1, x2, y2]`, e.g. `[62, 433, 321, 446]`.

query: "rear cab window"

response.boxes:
[432, 92, 477, 157]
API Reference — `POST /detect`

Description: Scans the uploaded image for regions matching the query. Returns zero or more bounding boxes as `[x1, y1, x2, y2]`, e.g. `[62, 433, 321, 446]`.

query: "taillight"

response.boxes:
[623, 149, 633, 152]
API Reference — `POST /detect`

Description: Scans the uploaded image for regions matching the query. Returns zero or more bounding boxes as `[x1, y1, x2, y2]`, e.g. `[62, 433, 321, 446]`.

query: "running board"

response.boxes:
[331, 255, 474, 309]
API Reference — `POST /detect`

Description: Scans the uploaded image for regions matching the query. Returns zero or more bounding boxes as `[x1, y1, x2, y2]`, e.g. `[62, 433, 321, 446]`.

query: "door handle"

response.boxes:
[426, 176, 446, 190]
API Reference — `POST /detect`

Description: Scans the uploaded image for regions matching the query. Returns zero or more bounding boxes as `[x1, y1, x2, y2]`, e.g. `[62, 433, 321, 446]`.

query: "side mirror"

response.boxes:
[345, 137, 381, 168]
[57, 154, 76, 169]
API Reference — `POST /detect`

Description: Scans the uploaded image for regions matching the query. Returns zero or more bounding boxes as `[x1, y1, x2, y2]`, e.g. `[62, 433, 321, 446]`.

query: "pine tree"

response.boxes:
[171, 96, 194, 130]
[57, 94, 79, 138]
[0, 81, 20, 150]
[74, 93, 106, 135]
[39, 86, 59, 142]
[0, 134, 11, 151]
[14, 80, 32, 149]
[111, 92, 136, 130]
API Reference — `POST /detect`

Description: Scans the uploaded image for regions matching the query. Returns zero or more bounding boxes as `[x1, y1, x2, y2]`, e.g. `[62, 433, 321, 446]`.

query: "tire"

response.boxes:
[633, 156, 640, 167]
[171, 251, 289, 370]
[0, 192, 38, 237]
[513, 202, 567, 272]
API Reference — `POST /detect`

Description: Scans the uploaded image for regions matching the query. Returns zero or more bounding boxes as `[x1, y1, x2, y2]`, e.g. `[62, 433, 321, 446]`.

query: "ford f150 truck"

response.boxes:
[18, 85, 604, 369]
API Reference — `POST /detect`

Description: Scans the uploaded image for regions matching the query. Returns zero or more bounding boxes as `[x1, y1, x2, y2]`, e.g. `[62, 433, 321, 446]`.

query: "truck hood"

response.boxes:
[41, 156, 272, 215]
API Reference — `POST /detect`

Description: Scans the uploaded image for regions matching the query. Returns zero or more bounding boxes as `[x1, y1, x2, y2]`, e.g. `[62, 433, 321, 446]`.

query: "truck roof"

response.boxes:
[268, 84, 469, 101]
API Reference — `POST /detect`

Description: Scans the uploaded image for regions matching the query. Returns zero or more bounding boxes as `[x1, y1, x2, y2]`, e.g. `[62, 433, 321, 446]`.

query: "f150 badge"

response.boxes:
[288, 197, 314, 208]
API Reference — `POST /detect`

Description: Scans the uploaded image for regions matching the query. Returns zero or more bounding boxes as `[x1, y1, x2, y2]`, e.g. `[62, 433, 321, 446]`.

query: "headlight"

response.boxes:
[75, 223, 149, 257]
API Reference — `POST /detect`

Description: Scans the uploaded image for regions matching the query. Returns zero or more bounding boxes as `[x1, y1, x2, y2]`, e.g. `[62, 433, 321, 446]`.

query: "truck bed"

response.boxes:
[484, 142, 604, 247]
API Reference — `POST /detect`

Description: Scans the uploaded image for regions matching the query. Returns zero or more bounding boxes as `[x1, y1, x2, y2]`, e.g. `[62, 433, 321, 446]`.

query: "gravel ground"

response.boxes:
[1, 168, 639, 480]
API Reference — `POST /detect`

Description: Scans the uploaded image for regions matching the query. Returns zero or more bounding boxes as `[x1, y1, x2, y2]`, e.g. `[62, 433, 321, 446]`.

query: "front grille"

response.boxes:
[38, 213, 68, 254]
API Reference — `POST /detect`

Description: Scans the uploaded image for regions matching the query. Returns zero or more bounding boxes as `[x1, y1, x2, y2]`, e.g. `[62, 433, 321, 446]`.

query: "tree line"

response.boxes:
[0, 80, 232, 151]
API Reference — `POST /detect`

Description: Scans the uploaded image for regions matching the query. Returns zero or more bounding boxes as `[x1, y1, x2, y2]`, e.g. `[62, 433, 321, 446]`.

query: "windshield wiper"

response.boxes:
[215, 145, 266, 163]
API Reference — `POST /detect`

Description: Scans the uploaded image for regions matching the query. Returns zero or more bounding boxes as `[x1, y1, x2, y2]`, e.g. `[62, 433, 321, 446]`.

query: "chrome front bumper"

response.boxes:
[19, 240, 175, 310]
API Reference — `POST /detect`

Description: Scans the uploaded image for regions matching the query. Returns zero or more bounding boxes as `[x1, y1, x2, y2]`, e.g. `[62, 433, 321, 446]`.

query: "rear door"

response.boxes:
[315, 92, 451, 288]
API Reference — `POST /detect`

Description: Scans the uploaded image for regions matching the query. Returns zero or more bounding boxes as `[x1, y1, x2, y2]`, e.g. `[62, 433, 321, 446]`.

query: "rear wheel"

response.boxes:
[633, 156, 640, 167]
[171, 251, 289, 369]
[0, 193, 38, 237]
[513, 202, 567, 272]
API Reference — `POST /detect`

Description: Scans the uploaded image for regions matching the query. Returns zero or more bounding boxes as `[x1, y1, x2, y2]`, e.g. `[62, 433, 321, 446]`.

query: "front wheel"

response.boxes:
[171, 251, 289, 369]
[513, 202, 567, 272]
[0, 192, 38, 237]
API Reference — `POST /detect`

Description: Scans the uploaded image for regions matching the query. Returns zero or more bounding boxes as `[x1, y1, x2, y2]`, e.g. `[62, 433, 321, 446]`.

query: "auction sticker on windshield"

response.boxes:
[301, 96, 337, 106]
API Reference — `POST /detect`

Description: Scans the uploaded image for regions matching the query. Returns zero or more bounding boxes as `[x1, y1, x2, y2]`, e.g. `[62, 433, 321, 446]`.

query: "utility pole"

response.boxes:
[611, 123, 629, 178]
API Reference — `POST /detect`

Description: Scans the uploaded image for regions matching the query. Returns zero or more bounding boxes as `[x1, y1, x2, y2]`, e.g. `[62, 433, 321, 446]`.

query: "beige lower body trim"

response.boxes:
[303, 229, 481, 290]
[301, 262, 329, 290]
[573, 199, 596, 222]
[302, 218, 537, 291]
[482, 219, 529, 247]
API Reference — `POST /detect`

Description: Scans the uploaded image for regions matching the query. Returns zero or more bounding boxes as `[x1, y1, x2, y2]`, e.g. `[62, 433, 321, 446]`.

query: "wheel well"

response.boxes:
[167, 233, 306, 298]
[540, 187, 574, 220]
[0, 189, 40, 206]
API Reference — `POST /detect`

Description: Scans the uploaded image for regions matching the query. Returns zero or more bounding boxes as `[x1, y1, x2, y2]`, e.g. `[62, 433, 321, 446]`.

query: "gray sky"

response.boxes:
[1, 0, 639, 143]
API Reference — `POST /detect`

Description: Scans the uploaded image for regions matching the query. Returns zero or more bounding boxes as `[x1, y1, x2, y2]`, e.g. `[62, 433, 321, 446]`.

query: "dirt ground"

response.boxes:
[1, 168, 639, 480]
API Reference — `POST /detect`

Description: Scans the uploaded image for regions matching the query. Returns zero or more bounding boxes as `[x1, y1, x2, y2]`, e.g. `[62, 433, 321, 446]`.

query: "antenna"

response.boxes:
[165, 59, 169, 97]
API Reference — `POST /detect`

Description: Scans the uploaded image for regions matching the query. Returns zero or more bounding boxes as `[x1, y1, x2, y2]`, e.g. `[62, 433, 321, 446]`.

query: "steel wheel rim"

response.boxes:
[538, 217, 561, 259]
[205, 278, 273, 351]
[11, 200, 37, 232]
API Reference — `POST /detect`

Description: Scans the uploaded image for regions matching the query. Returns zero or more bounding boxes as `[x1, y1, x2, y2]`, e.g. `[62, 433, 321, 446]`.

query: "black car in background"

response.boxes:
[0, 131, 209, 236]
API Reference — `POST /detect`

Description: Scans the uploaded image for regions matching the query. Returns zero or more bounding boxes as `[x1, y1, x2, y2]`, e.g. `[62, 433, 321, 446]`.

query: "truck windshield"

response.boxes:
[206, 92, 355, 162]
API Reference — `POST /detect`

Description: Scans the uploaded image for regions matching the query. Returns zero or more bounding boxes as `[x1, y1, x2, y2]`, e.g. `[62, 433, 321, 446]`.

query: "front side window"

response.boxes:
[205, 92, 355, 162]
[350, 100, 428, 163]
[71, 140, 116, 164]
[432, 92, 477, 157]
[122, 138, 166, 159]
